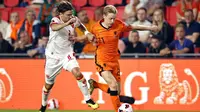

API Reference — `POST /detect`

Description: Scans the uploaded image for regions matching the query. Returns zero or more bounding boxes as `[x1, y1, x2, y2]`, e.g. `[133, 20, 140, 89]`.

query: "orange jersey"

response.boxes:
[91, 19, 132, 62]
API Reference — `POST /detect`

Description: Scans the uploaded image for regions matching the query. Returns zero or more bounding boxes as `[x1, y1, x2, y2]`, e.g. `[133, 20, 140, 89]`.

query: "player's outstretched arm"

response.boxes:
[130, 24, 159, 32]
[77, 22, 95, 42]
[68, 35, 88, 42]
[51, 18, 76, 31]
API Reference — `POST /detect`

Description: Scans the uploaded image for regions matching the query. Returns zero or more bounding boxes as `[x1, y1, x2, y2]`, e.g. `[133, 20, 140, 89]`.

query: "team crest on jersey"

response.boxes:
[114, 31, 118, 38]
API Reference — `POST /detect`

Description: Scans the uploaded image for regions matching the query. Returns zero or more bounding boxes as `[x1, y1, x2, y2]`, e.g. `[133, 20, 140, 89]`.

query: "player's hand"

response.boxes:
[86, 33, 96, 42]
[65, 17, 76, 26]
[68, 35, 87, 42]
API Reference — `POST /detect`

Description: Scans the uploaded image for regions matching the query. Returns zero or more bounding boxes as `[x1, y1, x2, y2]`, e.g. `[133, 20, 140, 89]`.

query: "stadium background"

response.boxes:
[0, 0, 200, 112]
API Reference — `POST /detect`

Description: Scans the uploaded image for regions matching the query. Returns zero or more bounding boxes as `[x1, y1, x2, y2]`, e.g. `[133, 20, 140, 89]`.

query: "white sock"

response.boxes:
[42, 86, 50, 106]
[77, 77, 91, 101]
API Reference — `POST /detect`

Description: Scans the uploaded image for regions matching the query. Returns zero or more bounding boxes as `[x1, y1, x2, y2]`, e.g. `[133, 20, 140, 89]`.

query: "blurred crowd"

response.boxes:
[0, 0, 200, 58]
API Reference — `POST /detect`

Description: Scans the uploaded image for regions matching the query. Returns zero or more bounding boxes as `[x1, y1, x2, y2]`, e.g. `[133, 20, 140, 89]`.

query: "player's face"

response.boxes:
[176, 27, 185, 40]
[103, 13, 116, 27]
[151, 38, 160, 49]
[60, 10, 73, 23]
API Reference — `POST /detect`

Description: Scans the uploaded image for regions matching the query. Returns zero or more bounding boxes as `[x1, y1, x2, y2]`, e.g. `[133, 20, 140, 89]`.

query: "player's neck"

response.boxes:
[59, 15, 65, 23]
[101, 22, 110, 29]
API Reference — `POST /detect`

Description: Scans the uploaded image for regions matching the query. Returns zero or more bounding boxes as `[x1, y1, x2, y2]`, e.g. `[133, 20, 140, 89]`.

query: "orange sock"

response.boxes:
[110, 90, 121, 112]
[93, 81, 109, 93]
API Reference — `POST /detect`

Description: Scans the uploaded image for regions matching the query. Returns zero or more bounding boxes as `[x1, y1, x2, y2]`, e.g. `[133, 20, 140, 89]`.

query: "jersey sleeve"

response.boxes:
[117, 19, 132, 32]
[73, 17, 81, 28]
[50, 17, 60, 28]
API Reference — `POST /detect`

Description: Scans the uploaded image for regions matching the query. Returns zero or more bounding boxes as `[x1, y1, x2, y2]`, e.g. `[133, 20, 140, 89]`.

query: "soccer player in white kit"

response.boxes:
[39, 2, 98, 112]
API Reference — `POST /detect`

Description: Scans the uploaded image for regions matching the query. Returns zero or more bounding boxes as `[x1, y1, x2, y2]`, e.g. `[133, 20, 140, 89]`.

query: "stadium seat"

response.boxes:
[0, 8, 11, 21]
[81, 7, 96, 19]
[88, 0, 105, 7]
[126, 0, 130, 4]
[195, 47, 200, 53]
[116, 6, 124, 20]
[166, 6, 177, 26]
[72, 0, 87, 7]
[4, 0, 19, 7]
[106, 0, 122, 5]
[11, 8, 26, 20]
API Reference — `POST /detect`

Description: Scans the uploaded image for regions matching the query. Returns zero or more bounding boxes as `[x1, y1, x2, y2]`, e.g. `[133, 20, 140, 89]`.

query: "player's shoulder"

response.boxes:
[91, 21, 101, 31]
[115, 19, 126, 25]
[51, 16, 61, 22]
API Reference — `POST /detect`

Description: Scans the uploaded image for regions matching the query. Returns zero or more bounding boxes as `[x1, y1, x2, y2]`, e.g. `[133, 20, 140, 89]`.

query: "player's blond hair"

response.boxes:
[103, 5, 117, 15]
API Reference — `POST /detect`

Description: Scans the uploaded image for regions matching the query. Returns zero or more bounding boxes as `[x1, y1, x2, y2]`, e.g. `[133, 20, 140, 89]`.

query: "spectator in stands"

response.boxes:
[176, 0, 198, 22]
[147, 0, 164, 21]
[0, 32, 13, 53]
[118, 30, 146, 53]
[0, 12, 9, 40]
[51, 7, 59, 17]
[196, 0, 200, 22]
[19, 0, 30, 7]
[151, 9, 174, 45]
[75, 10, 96, 54]
[160, 23, 194, 56]
[148, 35, 170, 57]
[123, 0, 149, 24]
[5, 12, 23, 44]
[27, 36, 48, 58]
[19, 8, 41, 46]
[94, 7, 103, 22]
[38, 0, 56, 36]
[180, 9, 200, 46]
[132, 7, 151, 46]
[14, 31, 34, 53]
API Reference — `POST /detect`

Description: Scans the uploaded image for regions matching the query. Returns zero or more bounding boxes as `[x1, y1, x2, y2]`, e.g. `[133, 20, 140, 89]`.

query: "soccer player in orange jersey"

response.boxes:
[72, 5, 158, 112]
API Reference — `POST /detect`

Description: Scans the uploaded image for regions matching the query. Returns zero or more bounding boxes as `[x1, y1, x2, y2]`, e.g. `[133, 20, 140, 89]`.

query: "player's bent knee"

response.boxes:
[45, 83, 54, 91]
[71, 67, 82, 78]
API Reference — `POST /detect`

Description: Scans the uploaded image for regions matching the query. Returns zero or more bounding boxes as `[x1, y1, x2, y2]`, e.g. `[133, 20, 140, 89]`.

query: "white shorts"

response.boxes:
[44, 52, 79, 84]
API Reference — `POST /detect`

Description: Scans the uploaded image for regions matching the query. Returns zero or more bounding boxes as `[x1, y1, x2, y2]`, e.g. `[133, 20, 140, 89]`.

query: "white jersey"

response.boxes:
[45, 16, 80, 59]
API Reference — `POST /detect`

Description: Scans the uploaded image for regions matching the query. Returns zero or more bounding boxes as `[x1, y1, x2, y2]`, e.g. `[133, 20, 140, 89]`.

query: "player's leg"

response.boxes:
[88, 64, 135, 104]
[39, 83, 54, 112]
[63, 56, 99, 110]
[101, 70, 121, 112]
[113, 67, 135, 104]
[71, 67, 98, 109]
[39, 57, 62, 112]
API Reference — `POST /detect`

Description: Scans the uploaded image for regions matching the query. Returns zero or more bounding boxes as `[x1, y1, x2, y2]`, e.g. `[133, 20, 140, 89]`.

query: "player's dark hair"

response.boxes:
[57, 2, 73, 13]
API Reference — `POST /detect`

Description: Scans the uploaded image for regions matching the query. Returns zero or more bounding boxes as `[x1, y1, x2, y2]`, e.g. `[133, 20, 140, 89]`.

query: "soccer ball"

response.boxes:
[118, 103, 133, 112]
[47, 98, 59, 110]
